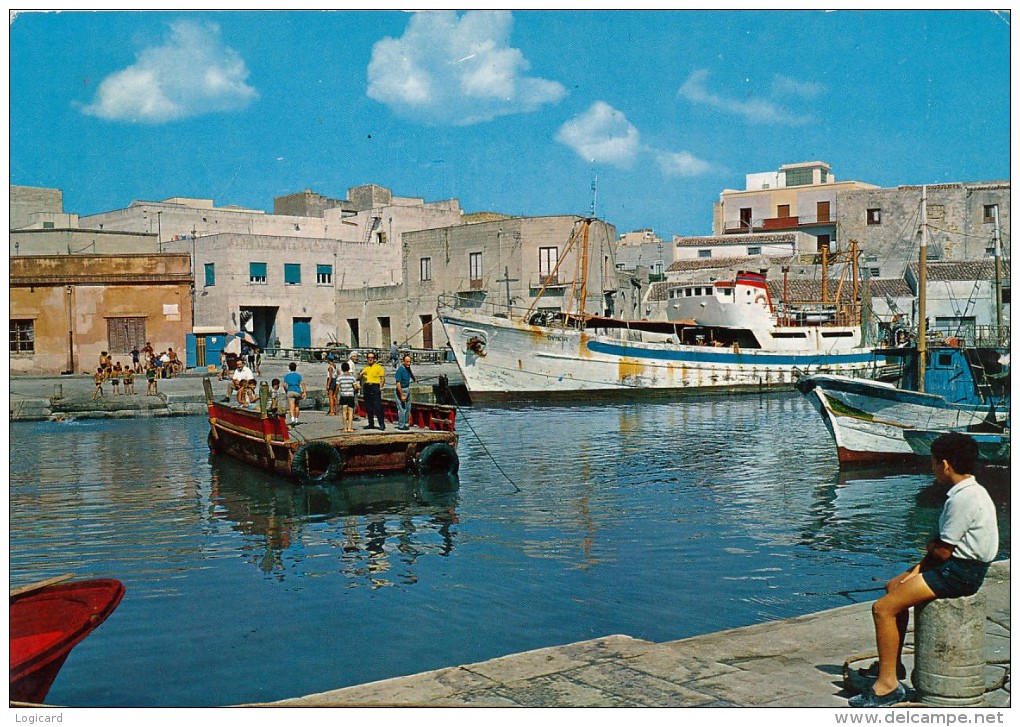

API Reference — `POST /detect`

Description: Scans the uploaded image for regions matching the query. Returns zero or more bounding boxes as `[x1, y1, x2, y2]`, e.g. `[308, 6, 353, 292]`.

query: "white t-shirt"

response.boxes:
[232, 365, 255, 384]
[940, 476, 999, 562]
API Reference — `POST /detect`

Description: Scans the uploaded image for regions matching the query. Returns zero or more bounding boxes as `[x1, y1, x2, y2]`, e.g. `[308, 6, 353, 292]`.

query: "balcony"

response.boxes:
[763, 216, 799, 230]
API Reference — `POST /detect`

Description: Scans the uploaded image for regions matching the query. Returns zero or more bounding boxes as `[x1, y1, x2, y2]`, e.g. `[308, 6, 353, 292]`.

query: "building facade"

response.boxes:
[335, 216, 619, 351]
[713, 161, 879, 254]
[838, 182, 1010, 279]
[10, 254, 193, 374]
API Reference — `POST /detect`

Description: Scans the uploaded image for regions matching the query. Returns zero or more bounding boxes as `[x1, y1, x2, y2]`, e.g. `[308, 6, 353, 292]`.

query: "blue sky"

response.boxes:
[8, 9, 1011, 238]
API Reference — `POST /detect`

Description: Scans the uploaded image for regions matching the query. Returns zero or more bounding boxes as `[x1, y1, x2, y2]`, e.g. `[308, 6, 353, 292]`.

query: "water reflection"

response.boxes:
[208, 458, 459, 586]
[806, 463, 1012, 567]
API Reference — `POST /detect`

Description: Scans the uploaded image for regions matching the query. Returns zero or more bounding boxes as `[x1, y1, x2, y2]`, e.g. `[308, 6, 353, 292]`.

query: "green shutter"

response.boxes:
[285, 263, 301, 285]
[204, 263, 215, 286]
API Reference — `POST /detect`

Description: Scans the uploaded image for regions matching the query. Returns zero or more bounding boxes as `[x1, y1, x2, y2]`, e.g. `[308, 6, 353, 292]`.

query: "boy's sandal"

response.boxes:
[848, 682, 906, 708]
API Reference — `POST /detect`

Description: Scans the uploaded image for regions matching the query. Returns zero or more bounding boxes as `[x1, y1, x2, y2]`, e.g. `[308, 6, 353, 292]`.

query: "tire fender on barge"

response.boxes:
[292, 441, 344, 485]
[416, 442, 459, 476]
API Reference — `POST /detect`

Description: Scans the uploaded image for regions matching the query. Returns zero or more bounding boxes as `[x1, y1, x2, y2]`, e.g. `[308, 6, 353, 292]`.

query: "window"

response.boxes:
[817, 234, 832, 253]
[747, 246, 762, 256]
[284, 263, 301, 285]
[867, 208, 882, 225]
[869, 267, 881, 278]
[785, 168, 812, 186]
[984, 205, 998, 223]
[420, 257, 432, 282]
[249, 262, 267, 284]
[316, 264, 333, 285]
[10, 319, 34, 353]
[777, 204, 791, 218]
[469, 252, 483, 282]
[539, 246, 558, 283]
[816, 201, 830, 223]
[697, 249, 712, 259]
[107, 317, 146, 354]
[204, 263, 215, 287]
[42, 221, 54, 229]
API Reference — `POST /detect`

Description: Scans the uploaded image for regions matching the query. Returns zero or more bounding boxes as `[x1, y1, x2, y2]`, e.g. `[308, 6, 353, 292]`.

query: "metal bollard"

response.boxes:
[912, 591, 987, 706]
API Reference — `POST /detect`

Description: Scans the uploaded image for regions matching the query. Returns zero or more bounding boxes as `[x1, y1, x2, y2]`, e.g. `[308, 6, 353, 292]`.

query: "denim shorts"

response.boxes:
[922, 558, 990, 598]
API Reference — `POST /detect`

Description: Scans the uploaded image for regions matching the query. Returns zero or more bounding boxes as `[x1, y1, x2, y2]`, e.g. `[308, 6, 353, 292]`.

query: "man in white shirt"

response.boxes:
[227, 358, 255, 401]
[849, 432, 998, 708]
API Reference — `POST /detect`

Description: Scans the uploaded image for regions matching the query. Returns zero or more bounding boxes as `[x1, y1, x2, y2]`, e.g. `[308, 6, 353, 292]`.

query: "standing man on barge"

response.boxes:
[360, 352, 386, 431]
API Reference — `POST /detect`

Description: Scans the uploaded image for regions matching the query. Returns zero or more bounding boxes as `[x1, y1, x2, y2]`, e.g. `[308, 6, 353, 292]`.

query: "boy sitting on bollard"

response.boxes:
[849, 432, 998, 707]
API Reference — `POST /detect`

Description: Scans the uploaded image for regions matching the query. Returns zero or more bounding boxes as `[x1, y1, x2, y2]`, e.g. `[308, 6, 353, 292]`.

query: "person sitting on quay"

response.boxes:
[145, 362, 159, 396]
[91, 367, 105, 400]
[123, 365, 136, 395]
[110, 362, 122, 395]
[848, 432, 998, 708]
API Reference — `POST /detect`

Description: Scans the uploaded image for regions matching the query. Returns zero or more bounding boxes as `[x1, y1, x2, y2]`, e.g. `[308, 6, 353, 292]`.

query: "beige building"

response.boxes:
[10, 254, 193, 374]
[714, 161, 879, 253]
[336, 216, 619, 350]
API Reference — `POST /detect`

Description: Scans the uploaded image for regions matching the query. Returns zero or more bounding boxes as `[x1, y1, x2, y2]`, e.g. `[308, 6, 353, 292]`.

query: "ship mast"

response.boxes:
[917, 186, 928, 393]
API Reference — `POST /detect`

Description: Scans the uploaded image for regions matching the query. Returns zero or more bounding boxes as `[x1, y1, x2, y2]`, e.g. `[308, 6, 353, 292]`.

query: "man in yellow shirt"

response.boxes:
[359, 352, 387, 430]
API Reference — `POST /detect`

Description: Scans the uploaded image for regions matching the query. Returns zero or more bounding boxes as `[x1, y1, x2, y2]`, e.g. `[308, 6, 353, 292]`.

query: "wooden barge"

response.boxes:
[203, 378, 459, 484]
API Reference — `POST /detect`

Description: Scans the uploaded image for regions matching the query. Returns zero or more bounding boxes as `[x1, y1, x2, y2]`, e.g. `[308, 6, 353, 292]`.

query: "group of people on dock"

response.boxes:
[221, 350, 418, 433]
[92, 343, 177, 400]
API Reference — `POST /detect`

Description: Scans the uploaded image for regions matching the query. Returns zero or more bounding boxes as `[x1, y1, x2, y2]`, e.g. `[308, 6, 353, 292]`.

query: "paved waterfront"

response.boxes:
[260, 560, 1010, 708]
[9, 357, 465, 421]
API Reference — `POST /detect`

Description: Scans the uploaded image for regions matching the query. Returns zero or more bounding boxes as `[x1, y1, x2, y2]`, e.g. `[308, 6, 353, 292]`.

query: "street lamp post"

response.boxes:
[157, 211, 163, 252]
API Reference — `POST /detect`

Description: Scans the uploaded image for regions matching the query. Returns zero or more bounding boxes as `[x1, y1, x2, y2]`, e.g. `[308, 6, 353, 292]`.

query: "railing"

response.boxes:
[263, 347, 452, 364]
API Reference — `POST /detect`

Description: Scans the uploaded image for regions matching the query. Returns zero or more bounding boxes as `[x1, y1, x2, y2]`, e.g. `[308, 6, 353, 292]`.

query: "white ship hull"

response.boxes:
[439, 309, 884, 401]
[796, 374, 998, 465]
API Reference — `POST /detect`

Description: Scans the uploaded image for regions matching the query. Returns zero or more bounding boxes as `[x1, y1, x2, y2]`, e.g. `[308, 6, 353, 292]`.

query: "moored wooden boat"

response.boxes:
[204, 378, 460, 484]
[10, 577, 125, 704]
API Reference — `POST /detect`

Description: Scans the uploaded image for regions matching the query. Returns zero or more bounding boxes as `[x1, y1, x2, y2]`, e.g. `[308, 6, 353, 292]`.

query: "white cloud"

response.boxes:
[81, 20, 257, 123]
[367, 10, 566, 126]
[557, 101, 712, 179]
[771, 74, 825, 99]
[555, 101, 641, 166]
[655, 150, 712, 178]
[679, 69, 812, 126]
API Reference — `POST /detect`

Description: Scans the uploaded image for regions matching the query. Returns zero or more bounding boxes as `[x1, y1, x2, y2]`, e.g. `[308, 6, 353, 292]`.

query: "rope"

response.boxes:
[439, 380, 521, 493]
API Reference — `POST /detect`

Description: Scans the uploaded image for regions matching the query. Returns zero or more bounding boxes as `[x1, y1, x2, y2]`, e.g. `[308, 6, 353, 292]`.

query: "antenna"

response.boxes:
[590, 172, 598, 218]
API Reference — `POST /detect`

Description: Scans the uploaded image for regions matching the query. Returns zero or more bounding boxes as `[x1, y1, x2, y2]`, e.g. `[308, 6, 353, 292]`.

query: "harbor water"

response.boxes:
[9, 392, 1010, 707]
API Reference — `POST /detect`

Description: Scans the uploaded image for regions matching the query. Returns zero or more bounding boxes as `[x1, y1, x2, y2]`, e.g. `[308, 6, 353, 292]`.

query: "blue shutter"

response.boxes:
[285, 263, 301, 285]
[204, 263, 215, 286]
[250, 262, 267, 282]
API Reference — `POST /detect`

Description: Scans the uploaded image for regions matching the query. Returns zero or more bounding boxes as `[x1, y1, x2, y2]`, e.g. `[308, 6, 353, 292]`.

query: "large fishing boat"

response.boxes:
[438, 218, 885, 401]
[797, 187, 1010, 465]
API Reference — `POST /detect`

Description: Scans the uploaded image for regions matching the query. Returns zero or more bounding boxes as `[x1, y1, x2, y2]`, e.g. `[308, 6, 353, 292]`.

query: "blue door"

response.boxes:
[293, 318, 312, 349]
